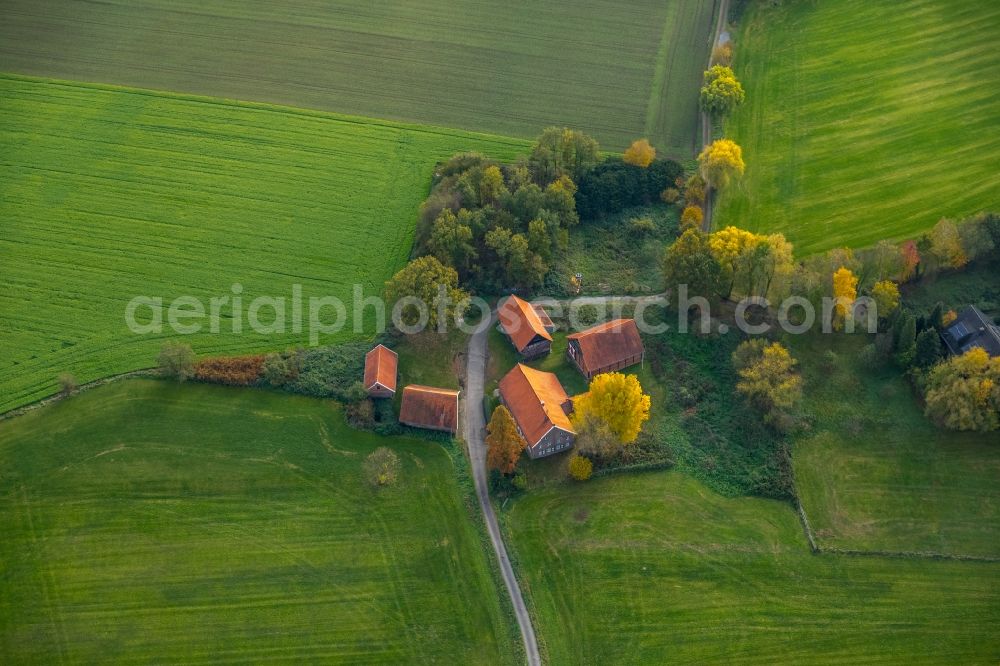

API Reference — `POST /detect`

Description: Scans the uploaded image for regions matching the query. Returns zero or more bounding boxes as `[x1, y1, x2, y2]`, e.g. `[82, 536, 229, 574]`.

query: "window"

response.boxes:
[951, 322, 970, 339]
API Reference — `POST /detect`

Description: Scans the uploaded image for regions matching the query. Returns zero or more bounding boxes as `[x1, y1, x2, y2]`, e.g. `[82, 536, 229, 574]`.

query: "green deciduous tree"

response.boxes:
[662, 228, 722, 301]
[158, 341, 196, 382]
[914, 328, 944, 368]
[479, 165, 509, 206]
[528, 127, 600, 183]
[384, 256, 469, 330]
[428, 208, 477, 277]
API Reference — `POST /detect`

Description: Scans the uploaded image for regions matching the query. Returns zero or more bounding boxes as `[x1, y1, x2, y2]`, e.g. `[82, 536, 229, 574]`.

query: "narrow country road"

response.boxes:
[463, 313, 542, 666]
[701, 0, 730, 232]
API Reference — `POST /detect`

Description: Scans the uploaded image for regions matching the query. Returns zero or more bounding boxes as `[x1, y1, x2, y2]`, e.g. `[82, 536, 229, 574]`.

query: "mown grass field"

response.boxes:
[504, 471, 1000, 664]
[0, 0, 715, 156]
[0, 380, 517, 664]
[789, 322, 1000, 558]
[0, 75, 528, 413]
[714, 0, 1000, 253]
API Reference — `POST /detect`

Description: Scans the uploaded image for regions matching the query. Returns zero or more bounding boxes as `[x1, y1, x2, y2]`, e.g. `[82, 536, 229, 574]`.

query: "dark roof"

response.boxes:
[363, 344, 398, 392]
[399, 385, 460, 433]
[499, 295, 552, 353]
[941, 306, 1000, 357]
[567, 319, 644, 374]
[498, 364, 574, 448]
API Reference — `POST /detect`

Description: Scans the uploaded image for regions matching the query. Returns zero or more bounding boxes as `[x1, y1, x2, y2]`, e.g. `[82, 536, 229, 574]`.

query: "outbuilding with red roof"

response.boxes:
[566, 318, 644, 379]
[363, 344, 398, 398]
[498, 295, 552, 360]
[399, 385, 460, 434]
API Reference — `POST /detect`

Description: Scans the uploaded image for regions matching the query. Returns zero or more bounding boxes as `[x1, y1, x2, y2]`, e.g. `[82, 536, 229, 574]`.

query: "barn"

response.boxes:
[566, 319, 644, 379]
[498, 364, 575, 459]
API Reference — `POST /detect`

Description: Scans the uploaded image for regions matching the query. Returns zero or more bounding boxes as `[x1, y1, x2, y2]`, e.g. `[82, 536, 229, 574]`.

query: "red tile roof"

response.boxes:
[499, 295, 552, 353]
[399, 385, 459, 433]
[498, 364, 574, 447]
[567, 319, 644, 375]
[363, 344, 398, 393]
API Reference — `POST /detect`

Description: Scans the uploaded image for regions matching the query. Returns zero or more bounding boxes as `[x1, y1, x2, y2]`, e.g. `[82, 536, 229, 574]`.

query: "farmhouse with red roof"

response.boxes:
[566, 318, 644, 379]
[499, 295, 552, 360]
[363, 344, 398, 398]
[399, 385, 460, 434]
[498, 364, 575, 459]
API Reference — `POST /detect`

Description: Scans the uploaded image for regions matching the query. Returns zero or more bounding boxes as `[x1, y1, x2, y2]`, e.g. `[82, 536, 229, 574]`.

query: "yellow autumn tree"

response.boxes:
[623, 139, 656, 167]
[924, 348, 1000, 431]
[486, 405, 526, 474]
[698, 139, 744, 189]
[870, 280, 900, 319]
[709, 226, 757, 298]
[732, 340, 802, 429]
[928, 218, 967, 269]
[680, 205, 704, 232]
[831, 266, 858, 330]
[572, 372, 651, 444]
[707, 227, 792, 299]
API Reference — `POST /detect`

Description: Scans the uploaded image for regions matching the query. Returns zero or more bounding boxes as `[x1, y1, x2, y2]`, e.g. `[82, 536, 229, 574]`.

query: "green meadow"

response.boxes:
[504, 471, 1000, 664]
[789, 311, 1000, 559]
[0, 381, 517, 664]
[0, 0, 715, 155]
[0, 75, 528, 413]
[715, 0, 1000, 253]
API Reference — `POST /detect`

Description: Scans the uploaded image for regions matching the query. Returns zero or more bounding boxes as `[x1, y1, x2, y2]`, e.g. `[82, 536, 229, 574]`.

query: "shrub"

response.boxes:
[576, 304, 601, 326]
[858, 343, 881, 369]
[567, 454, 593, 481]
[289, 342, 369, 400]
[711, 42, 733, 66]
[346, 398, 376, 429]
[158, 341, 195, 382]
[194, 355, 265, 386]
[660, 187, 680, 204]
[363, 447, 402, 487]
[262, 351, 299, 387]
[684, 174, 706, 207]
[628, 216, 657, 236]
[58, 372, 77, 396]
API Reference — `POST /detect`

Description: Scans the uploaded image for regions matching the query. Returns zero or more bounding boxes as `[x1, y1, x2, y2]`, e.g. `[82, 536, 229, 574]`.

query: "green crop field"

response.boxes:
[714, 0, 1000, 254]
[504, 471, 1000, 664]
[0, 75, 528, 414]
[0, 0, 716, 156]
[0, 380, 517, 663]
[790, 329, 1000, 558]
